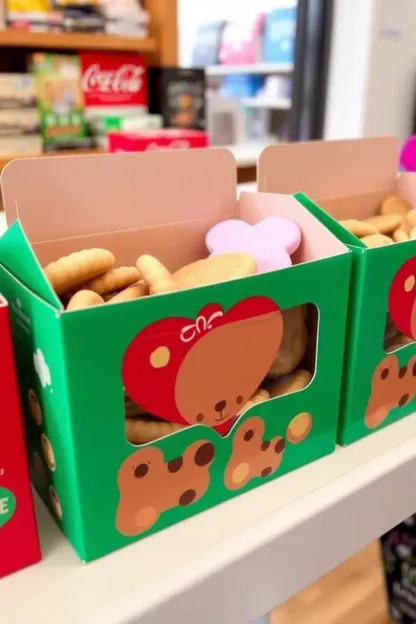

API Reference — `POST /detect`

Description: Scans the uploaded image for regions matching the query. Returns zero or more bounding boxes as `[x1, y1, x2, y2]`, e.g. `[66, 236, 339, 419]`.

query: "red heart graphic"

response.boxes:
[122, 296, 283, 433]
[389, 257, 416, 340]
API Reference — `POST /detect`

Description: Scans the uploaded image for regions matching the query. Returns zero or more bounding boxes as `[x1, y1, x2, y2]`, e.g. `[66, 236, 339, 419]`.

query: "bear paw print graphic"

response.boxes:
[122, 296, 283, 434]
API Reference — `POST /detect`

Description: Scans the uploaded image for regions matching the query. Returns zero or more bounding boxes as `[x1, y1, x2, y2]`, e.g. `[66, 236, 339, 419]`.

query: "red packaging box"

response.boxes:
[108, 128, 209, 152]
[0, 296, 41, 578]
[219, 14, 265, 65]
[80, 51, 148, 111]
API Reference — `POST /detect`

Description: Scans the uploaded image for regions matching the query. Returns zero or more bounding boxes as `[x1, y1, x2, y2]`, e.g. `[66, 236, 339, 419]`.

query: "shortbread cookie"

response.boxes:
[268, 306, 308, 376]
[44, 248, 115, 295]
[365, 214, 402, 234]
[361, 234, 393, 248]
[108, 281, 149, 304]
[136, 255, 176, 295]
[66, 289, 104, 310]
[338, 219, 378, 238]
[381, 196, 412, 217]
[392, 228, 409, 243]
[125, 415, 185, 444]
[174, 253, 257, 290]
[264, 369, 312, 398]
[238, 388, 270, 415]
[84, 266, 139, 296]
[410, 226, 416, 240]
[286, 412, 313, 444]
[124, 393, 147, 418]
[407, 208, 416, 229]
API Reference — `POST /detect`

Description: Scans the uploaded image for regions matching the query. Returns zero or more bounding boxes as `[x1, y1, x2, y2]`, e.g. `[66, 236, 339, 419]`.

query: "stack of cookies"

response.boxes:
[339, 195, 416, 247]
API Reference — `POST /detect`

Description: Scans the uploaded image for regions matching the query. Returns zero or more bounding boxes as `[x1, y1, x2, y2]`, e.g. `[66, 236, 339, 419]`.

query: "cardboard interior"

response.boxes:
[258, 137, 399, 199]
[1, 151, 348, 311]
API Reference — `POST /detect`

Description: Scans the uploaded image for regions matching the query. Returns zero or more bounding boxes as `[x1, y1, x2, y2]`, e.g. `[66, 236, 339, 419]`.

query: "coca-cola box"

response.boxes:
[80, 51, 148, 141]
[0, 295, 41, 578]
[108, 128, 209, 153]
[0, 149, 351, 562]
[148, 67, 206, 131]
[381, 516, 416, 623]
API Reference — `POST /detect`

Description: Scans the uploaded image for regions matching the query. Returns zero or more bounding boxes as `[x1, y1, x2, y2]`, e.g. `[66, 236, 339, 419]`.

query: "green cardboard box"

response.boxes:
[0, 148, 351, 561]
[259, 137, 416, 445]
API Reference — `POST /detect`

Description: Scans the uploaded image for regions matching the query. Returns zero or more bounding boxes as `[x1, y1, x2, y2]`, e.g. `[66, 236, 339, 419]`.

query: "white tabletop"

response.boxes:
[2, 412, 416, 624]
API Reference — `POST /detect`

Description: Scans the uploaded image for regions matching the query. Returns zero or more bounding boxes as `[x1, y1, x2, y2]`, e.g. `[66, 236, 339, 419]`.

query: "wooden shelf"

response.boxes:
[0, 29, 157, 52]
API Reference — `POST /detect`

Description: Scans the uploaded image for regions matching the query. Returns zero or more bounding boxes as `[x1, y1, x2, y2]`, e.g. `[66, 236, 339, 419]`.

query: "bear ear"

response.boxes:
[122, 316, 193, 425]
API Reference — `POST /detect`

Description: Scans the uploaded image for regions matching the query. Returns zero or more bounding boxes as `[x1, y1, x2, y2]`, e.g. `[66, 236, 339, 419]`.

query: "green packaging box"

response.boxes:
[259, 137, 416, 445]
[0, 148, 351, 561]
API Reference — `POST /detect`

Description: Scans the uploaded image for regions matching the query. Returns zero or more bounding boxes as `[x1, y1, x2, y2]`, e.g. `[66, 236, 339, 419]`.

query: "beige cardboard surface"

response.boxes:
[258, 137, 399, 198]
[1, 149, 237, 243]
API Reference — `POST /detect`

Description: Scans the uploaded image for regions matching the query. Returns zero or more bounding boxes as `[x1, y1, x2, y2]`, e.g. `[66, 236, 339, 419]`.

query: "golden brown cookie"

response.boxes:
[66, 289, 104, 311]
[124, 393, 147, 419]
[174, 253, 257, 290]
[44, 248, 115, 295]
[49, 486, 62, 520]
[268, 306, 308, 376]
[392, 228, 409, 242]
[238, 388, 270, 415]
[41, 433, 56, 472]
[407, 208, 416, 229]
[380, 195, 412, 217]
[264, 369, 312, 398]
[136, 255, 176, 295]
[83, 266, 140, 296]
[338, 219, 378, 238]
[28, 388, 42, 426]
[365, 214, 402, 234]
[108, 281, 149, 304]
[286, 412, 313, 444]
[361, 234, 393, 248]
[410, 226, 416, 240]
[125, 415, 185, 445]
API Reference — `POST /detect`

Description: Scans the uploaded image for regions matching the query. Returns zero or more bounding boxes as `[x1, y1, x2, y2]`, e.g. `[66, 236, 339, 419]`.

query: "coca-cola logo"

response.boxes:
[82, 64, 144, 94]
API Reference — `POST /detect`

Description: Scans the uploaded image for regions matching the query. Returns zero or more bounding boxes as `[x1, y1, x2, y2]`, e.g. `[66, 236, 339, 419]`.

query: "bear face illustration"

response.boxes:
[175, 312, 282, 427]
[122, 297, 283, 434]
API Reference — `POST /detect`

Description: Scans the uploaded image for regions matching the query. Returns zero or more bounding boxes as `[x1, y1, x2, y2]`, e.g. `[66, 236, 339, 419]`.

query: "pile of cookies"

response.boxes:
[125, 304, 312, 445]
[44, 250, 260, 310]
[339, 195, 416, 247]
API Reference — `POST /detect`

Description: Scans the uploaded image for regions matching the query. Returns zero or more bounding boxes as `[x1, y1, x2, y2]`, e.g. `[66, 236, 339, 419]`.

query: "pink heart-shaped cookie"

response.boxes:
[206, 217, 301, 273]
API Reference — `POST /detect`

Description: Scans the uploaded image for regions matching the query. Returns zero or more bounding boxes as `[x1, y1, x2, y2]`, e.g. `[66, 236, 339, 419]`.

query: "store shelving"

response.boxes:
[0, 29, 157, 52]
[241, 97, 292, 110]
[206, 62, 294, 76]
[2, 411, 416, 624]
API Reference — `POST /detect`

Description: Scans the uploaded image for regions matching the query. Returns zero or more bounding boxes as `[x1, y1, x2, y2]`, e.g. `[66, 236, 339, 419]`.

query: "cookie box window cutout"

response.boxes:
[0, 149, 350, 561]
[123, 302, 317, 446]
[258, 137, 416, 445]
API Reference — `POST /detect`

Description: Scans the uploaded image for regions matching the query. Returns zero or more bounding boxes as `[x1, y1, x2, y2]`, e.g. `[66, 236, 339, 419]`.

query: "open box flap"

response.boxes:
[258, 137, 399, 199]
[1, 148, 237, 244]
[0, 221, 61, 308]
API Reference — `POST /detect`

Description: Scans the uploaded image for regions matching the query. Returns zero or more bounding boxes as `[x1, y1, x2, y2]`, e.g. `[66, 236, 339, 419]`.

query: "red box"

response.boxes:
[0, 297, 40, 578]
[80, 51, 148, 109]
[108, 129, 209, 152]
[219, 14, 265, 65]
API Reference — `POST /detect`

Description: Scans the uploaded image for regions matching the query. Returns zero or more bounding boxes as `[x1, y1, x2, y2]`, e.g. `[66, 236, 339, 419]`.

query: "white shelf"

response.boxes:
[3, 412, 416, 624]
[206, 62, 294, 76]
[241, 97, 292, 110]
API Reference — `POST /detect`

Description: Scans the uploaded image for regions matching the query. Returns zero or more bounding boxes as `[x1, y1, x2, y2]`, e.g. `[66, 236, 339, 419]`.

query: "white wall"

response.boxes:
[325, 0, 416, 143]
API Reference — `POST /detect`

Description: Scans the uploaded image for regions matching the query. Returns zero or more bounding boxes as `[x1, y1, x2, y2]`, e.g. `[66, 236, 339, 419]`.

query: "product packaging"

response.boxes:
[0, 296, 41, 578]
[31, 53, 87, 148]
[148, 67, 206, 131]
[259, 137, 416, 444]
[107, 128, 208, 152]
[381, 516, 416, 623]
[0, 148, 350, 561]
